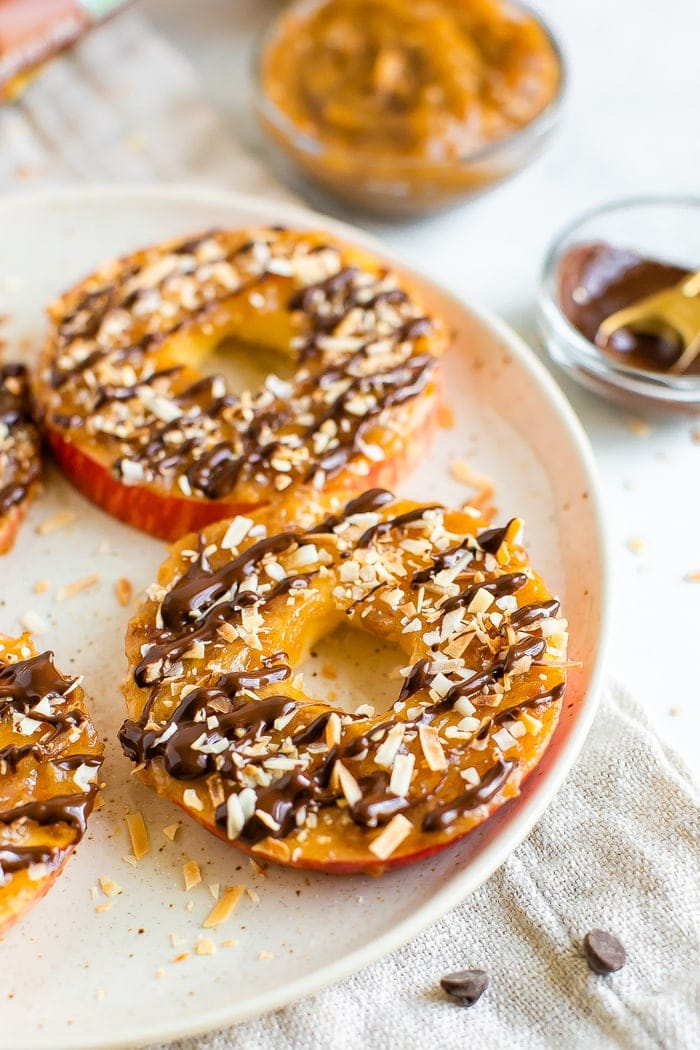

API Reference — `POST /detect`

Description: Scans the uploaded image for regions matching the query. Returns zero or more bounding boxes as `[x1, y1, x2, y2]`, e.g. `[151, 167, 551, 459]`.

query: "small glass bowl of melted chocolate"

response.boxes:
[538, 197, 700, 410]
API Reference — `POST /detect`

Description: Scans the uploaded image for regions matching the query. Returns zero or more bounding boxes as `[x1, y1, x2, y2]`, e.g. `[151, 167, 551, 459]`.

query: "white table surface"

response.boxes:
[140, 0, 698, 776]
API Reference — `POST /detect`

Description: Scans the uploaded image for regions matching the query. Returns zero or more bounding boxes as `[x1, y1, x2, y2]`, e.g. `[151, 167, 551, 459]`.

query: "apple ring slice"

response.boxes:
[0, 364, 41, 555]
[120, 490, 568, 875]
[36, 227, 445, 540]
[0, 634, 104, 932]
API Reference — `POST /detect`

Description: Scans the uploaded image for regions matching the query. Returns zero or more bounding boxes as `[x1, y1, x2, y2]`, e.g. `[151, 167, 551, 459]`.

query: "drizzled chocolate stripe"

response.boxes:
[357, 504, 441, 548]
[135, 573, 312, 687]
[0, 846, 58, 875]
[0, 651, 73, 707]
[0, 648, 103, 879]
[160, 532, 303, 629]
[442, 572, 528, 613]
[476, 519, 517, 554]
[0, 794, 93, 835]
[422, 758, 516, 832]
[0, 363, 41, 515]
[307, 488, 394, 534]
[412, 538, 475, 586]
[511, 599, 560, 629]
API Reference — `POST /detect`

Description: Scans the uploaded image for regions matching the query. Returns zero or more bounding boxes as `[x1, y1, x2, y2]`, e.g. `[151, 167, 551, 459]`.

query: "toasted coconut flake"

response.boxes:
[217, 621, 238, 643]
[202, 885, 245, 928]
[251, 837, 291, 863]
[627, 417, 651, 437]
[56, 573, 100, 602]
[449, 459, 496, 511]
[493, 727, 518, 753]
[195, 935, 217, 956]
[99, 876, 122, 898]
[221, 516, 254, 551]
[375, 724, 405, 768]
[467, 587, 493, 614]
[389, 752, 415, 796]
[20, 610, 49, 635]
[33, 578, 51, 594]
[125, 811, 150, 859]
[626, 536, 646, 554]
[418, 724, 448, 772]
[369, 813, 413, 860]
[258, 950, 275, 960]
[115, 577, 133, 606]
[460, 766, 480, 786]
[335, 760, 362, 806]
[520, 711, 543, 734]
[183, 860, 202, 891]
[36, 510, 75, 535]
[183, 787, 204, 811]
[325, 711, 341, 748]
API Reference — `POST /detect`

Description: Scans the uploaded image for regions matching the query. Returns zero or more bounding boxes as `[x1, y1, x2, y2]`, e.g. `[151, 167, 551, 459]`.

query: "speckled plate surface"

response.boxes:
[0, 186, 609, 1050]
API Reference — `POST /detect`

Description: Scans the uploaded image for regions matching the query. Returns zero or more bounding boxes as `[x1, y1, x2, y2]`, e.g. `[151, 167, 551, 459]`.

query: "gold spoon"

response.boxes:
[596, 269, 700, 374]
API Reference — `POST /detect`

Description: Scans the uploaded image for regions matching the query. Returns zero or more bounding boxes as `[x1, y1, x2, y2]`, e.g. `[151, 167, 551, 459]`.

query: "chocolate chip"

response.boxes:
[583, 929, 626, 974]
[440, 968, 488, 1007]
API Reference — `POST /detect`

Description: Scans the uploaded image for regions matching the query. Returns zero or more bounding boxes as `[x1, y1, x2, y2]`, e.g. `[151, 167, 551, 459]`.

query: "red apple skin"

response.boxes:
[158, 770, 524, 877]
[45, 389, 440, 541]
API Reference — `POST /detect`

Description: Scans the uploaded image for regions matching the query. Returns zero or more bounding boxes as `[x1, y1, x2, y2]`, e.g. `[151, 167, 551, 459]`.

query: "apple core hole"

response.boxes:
[298, 623, 406, 718]
[209, 338, 296, 398]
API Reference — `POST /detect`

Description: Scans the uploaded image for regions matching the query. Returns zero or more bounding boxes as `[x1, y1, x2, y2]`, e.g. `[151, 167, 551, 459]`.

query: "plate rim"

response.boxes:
[0, 183, 612, 1050]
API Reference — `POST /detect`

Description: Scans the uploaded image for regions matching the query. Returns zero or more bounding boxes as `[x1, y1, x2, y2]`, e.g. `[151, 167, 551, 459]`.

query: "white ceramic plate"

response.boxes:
[0, 187, 609, 1050]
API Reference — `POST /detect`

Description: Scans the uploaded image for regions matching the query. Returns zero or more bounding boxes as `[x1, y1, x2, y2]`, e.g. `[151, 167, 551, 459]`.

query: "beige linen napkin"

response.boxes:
[1, 13, 698, 1049]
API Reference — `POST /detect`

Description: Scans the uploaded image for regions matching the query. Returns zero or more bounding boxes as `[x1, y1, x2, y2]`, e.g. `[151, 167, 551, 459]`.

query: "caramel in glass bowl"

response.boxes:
[256, 0, 564, 217]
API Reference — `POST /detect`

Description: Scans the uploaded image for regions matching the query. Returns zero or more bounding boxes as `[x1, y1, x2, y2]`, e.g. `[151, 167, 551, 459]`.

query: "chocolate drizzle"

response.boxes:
[0, 364, 41, 515]
[0, 647, 103, 881]
[441, 572, 528, 613]
[422, 758, 515, 832]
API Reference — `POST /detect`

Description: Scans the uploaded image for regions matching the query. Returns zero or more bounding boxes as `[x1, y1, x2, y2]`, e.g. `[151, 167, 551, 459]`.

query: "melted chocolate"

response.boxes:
[411, 539, 474, 586]
[510, 599, 560, 629]
[422, 758, 515, 832]
[357, 505, 441, 548]
[307, 488, 394, 534]
[351, 772, 410, 827]
[441, 572, 528, 613]
[558, 242, 697, 374]
[0, 794, 93, 835]
[477, 519, 517, 554]
[0, 649, 102, 879]
[160, 532, 302, 629]
[0, 363, 41, 514]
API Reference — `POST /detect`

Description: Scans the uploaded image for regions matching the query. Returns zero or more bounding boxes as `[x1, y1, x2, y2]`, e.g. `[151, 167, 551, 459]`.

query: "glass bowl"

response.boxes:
[254, 0, 566, 219]
[538, 197, 700, 412]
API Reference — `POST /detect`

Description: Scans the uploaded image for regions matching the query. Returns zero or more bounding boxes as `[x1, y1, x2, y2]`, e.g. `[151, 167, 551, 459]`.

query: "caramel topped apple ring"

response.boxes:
[120, 489, 567, 874]
[0, 364, 41, 554]
[36, 228, 445, 541]
[0, 634, 104, 932]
